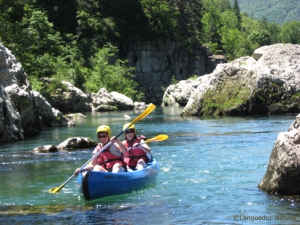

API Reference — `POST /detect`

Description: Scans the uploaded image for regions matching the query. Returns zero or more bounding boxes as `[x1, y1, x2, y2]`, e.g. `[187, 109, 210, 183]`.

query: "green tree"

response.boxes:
[175, 0, 203, 50]
[217, 0, 232, 12]
[1, 7, 68, 80]
[221, 27, 242, 60]
[141, 0, 178, 39]
[221, 10, 239, 29]
[233, 0, 242, 30]
[248, 30, 271, 46]
[202, 1, 223, 52]
[279, 21, 300, 44]
[267, 22, 281, 43]
[86, 45, 142, 101]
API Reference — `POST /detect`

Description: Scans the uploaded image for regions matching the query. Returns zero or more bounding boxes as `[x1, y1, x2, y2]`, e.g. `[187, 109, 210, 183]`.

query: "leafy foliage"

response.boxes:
[279, 21, 300, 44]
[248, 30, 271, 46]
[86, 45, 140, 100]
[0, 0, 300, 101]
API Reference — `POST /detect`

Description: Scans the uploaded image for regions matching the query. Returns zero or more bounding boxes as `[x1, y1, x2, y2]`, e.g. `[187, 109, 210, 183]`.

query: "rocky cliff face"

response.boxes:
[162, 43, 300, 116]
[0, 42, 40, 141]
[0, 43, 68, 143]
[124, 40, 226, 104]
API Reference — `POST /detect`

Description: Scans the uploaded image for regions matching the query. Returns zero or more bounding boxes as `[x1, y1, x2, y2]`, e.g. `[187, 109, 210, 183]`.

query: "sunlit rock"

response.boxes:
[162, 43, 300, 116]
[258, 114, 300, 194]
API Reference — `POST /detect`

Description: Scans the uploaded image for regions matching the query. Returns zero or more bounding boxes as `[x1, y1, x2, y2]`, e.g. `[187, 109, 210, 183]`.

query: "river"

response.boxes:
[0, 106, 299, 224]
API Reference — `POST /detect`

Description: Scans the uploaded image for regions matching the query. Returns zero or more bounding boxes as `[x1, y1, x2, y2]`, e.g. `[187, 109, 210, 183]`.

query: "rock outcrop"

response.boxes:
[0, 42, 69, 143]
[162, 44, 300, 116]
[258, 114, 300, 194]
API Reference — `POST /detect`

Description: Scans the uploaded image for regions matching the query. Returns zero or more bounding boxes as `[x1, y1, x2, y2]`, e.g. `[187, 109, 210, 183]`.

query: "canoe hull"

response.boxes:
[77, 159, 159, 200]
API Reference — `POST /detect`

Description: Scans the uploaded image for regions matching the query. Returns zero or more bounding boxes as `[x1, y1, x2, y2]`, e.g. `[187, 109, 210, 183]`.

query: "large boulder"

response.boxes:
[48, 80, 92, 113]
[0, 85, 24, 142]
[33, 91, 68, 127]
[162, 79, 202, 107]
[90, 88, 134, 111]
[175, 43, 300, 116]
[0, 42, 70, 143]
[258, 114, 300, 194]
[56, 137, 97, 151]
[0, 42, 40, 141]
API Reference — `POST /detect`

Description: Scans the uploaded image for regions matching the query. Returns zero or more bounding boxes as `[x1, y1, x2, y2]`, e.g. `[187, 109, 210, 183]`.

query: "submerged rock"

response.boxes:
[57, 137, 97, 151]
[33, 137, 98, 153]
[33, 145, 58, 153]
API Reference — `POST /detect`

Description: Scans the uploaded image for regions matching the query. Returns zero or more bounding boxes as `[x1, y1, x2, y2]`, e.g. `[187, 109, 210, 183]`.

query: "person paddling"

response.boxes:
[122, 123, 152, 171]
[75, 125, 127, 174]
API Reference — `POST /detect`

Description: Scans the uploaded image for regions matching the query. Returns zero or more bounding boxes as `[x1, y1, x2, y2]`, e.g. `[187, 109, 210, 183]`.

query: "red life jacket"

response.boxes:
[94, 145, 125, 170]
[123, 136, 149, 167]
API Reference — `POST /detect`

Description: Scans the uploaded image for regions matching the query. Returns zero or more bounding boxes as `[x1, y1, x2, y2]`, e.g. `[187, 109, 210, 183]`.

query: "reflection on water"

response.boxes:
[0, 107, 299, 224]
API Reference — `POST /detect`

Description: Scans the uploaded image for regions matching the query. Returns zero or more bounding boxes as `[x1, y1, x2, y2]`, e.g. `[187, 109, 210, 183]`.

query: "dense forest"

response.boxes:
[0, 0, 300, 102]
[230, 0, 300, 25]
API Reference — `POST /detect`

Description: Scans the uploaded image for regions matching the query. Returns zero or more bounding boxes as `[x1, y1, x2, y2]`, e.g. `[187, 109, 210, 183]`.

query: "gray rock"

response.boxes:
[57, 137, 97, 151]
[134, 102, 147, 109]
[48, 81, 92, 113]
[90, 88, 134, 111]
[0, 42, 70, 143]
[33, 145, 58, 153]
[172, 44, 300, 116]
[110, 91, 134, 110]
[65, 113, 86, 120]
[32, 91, 68, 127]
[258, 114, 300, 194]
[161, 79, 201, 107]
[33, 137, 98, 153]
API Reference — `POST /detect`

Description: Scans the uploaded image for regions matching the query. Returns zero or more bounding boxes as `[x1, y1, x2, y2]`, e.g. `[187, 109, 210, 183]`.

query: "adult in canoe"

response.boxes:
[122, 123, 152, 171]
[75, 125, 127, 174]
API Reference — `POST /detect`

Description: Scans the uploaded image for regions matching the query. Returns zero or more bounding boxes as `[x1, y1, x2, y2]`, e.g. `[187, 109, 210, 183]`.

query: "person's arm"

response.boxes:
[111, 136, 127, 154]
[135, 139, 151, 154]
[74, 163, 94, 174]
[74, 146, 100, 174]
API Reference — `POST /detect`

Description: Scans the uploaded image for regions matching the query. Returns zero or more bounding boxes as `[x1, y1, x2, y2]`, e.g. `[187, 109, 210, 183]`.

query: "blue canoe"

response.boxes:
[76, 159, 159, 201]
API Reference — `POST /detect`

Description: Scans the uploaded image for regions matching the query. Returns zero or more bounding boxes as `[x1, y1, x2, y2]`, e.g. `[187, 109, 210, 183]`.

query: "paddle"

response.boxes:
[49, 103, 156, 194]
[127, 134, 169, 150]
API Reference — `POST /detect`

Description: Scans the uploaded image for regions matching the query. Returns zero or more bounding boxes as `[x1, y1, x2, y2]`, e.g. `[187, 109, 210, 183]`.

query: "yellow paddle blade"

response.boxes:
[49, 187, 61, 194]
[129, 103, 156, 127]
[145, 134, 169, 143]
[48, 173, 76, 194]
